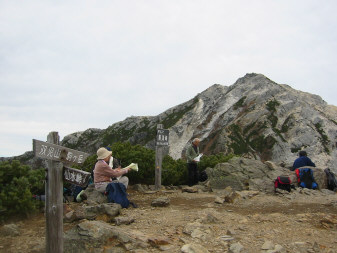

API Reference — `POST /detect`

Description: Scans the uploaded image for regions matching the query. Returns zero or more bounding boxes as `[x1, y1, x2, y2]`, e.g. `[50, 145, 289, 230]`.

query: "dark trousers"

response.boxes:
[187, 162, 199, 186]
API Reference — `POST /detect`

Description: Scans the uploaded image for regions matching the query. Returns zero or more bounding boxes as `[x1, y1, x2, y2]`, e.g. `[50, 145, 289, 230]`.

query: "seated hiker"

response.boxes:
[292, 150, 316, 171]
[93, 147, 131, 193]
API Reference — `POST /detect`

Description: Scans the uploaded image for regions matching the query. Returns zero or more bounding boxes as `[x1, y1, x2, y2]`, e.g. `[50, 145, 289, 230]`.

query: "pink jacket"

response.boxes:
[93, 160, 128, 183]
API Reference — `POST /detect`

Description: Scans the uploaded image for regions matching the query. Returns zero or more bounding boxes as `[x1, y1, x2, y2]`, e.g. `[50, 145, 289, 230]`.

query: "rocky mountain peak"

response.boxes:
[9, 73, 336, 173]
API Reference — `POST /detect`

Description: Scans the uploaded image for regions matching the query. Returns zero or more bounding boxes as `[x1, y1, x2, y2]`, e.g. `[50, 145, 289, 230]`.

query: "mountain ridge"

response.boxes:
[3, 73, 337, 173]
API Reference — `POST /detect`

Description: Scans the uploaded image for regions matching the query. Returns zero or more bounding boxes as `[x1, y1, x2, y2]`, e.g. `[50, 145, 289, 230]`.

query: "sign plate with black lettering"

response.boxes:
[156, 129, 169, 146]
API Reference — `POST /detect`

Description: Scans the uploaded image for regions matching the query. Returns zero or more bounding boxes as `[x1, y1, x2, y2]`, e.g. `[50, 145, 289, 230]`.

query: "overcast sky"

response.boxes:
[1, 0, 336, 157]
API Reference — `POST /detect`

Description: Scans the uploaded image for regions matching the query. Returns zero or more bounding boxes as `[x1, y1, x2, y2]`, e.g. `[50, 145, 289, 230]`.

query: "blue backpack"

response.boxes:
[295, 168, 318, 189]
[106, 182, 130, 208]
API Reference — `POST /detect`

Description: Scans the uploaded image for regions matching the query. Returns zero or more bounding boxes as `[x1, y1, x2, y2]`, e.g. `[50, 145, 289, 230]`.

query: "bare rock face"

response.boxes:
[61, 128, 103, 154]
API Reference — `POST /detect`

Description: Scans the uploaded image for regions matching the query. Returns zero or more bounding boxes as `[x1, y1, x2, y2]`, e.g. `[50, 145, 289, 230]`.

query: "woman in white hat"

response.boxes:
[93, 147, 131, 193]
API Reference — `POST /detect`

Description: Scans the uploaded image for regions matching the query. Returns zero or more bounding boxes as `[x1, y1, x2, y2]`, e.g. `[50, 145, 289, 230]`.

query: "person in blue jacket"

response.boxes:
[292, 150, 316, 171]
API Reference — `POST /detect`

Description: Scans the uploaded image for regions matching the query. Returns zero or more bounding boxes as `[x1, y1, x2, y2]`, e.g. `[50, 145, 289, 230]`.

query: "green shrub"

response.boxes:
[266, 99, 280, 112]
[0, 160, 45, 219]
[314, 123, 330, 154]
[162, 156, 188, 185]
[107, 142, 155, 185]
[233, 96, 247, 110]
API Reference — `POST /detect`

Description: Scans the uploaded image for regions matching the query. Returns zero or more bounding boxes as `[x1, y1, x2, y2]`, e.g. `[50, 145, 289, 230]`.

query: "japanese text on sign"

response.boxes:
[156, 129, 169, 146]
[33, 139, 89, 165]
[63, 167, 91, 187]
[38, 144, 84, 163]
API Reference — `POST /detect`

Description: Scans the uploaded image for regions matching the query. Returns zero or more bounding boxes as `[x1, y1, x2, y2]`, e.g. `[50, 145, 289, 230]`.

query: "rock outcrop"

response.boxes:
[205, 157, 329, 193]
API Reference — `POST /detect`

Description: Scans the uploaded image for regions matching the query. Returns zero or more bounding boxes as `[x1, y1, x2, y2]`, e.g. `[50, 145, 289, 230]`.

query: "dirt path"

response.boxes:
[1, 189, 337, 253]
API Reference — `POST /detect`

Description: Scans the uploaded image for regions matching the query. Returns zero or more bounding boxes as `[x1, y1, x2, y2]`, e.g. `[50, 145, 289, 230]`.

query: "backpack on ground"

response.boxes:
[274, 176, 294, 192]
[295, 168, 318, 189]
[324, 168, 337, 192]
[106, 182, 130, 208]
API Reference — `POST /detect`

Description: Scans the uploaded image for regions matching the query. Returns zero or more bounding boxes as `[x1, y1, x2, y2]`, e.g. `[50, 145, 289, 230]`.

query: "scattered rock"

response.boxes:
[182, 186, 199, 193]
[183, 222, 204, 235]
[261, 240, 274, 250]
[319, 214, 337, 229]
[238, 190, 260, 199]
[151, 197, 170, 207]
[64, 203, 121, 222]
[225, 191, 242, 203]
[229, 242, 244, 253]
[144, 191, 158, 194]
[64, 220, 148, 252]
[148, 235, 170, 246]
[132, 184, 149, 193]
[227, 228, 236, 235]
[114, 216, 135, 226]
[181, 243, 210, 253]
[214, 196, 224, 204]
[0, 224, 20, 236]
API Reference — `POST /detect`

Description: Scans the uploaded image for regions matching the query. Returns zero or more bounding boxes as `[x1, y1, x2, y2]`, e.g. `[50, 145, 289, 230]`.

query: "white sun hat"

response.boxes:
[96, 147, 112, 160]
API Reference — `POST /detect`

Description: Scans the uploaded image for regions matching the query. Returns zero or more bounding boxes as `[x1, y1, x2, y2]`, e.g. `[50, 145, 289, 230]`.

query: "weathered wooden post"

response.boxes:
[46, 132, 63, 253]
[33, 132, 90, 253]
[155, 124, 169, 190]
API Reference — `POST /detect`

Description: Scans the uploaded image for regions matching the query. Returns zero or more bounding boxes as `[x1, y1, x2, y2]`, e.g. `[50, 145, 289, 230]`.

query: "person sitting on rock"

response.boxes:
[291, 150, 316, 171]
[93, 147, 131, 193]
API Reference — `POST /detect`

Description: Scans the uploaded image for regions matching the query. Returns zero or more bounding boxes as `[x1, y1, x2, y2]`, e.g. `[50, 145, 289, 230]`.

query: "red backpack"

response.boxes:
[274, 176, 293, 192]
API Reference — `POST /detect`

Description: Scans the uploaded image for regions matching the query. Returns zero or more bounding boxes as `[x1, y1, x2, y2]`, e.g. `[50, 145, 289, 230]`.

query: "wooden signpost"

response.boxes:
[155, 124, 169, 190]
[33, 132, 89, 253]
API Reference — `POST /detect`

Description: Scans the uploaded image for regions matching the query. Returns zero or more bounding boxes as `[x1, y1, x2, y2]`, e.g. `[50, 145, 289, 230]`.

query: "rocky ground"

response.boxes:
[0, 186, 337, 253]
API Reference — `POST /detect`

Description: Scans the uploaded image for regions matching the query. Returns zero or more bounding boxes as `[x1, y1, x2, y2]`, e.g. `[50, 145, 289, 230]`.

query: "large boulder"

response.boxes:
[64, 203, 121, 223]
[83, 184, 108, 205]
[289, 166, 328, 189]
[206, 157, 330, 193]
[64, 220, 134, 252]
[64, 220, 169, 252]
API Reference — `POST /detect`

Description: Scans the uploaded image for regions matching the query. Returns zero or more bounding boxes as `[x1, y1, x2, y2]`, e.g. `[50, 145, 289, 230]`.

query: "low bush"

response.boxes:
[0, 160, 45, 220]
